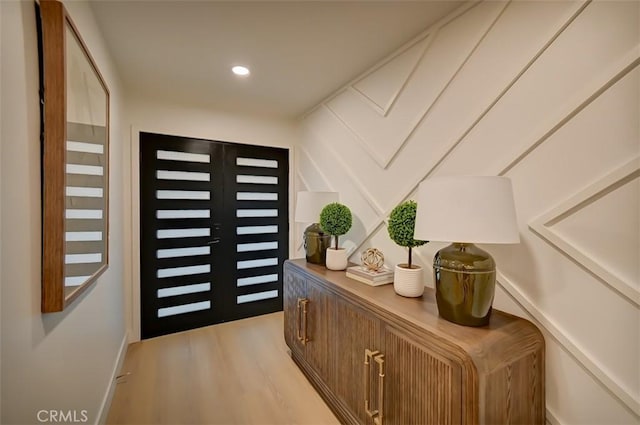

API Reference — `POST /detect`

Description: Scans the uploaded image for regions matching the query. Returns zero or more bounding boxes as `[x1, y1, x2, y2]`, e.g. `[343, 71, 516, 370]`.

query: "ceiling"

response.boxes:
[90, 1, 467, 119]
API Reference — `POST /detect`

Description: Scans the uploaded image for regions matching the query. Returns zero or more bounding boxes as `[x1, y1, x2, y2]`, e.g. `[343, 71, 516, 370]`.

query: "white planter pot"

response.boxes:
[326, 248, 348, 271]
[394, 264, 424, 297]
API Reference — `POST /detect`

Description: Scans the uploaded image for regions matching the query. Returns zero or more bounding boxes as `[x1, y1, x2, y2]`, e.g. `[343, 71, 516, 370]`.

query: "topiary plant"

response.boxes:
[320, 202, 352, 250]
[387, 200, 428, 268]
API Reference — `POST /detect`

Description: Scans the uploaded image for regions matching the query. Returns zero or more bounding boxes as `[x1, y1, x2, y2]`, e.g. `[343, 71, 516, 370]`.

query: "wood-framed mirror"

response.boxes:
[38, 0, 110, 313]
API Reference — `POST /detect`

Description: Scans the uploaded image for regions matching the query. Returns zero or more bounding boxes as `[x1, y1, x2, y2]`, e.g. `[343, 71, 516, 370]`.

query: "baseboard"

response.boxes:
[95, 335, 129, 425]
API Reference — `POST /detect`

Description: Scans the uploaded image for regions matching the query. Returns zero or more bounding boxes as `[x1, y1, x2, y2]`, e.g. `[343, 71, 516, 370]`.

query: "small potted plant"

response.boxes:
[320, 202, 353, 270]
[387, 200, 428, 297]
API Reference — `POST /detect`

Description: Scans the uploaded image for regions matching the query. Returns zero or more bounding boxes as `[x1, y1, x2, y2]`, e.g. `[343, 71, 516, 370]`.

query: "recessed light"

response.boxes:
[232, 65, 250, 76]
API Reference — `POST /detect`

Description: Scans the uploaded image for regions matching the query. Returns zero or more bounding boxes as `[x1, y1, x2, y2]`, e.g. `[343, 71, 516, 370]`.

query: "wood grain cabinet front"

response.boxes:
[333, 297, 382, 424]
[381, 325, 463, 425]
[283, 268, 333, 379]
[283, 259, 545, 425]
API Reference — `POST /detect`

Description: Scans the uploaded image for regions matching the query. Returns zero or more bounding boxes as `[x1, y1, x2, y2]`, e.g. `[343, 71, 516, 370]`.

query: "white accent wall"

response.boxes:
[1, 1, 127, 423]
[296, 1, 640, 424]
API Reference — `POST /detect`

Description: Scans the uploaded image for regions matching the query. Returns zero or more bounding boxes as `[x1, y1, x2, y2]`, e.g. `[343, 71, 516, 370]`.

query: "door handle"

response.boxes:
[364, 349, 385, 425]
[213, 223, 222, 233]
[209, 223, 222, 245]
[207, 238, 221, 245]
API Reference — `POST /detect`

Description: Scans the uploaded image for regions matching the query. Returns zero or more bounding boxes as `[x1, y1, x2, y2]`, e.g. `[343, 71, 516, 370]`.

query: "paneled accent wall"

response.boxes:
[295, 1, 639, 424]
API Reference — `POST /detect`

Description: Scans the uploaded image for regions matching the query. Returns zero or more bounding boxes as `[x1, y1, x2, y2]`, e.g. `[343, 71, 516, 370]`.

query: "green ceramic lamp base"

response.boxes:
[304, 223, 332, 266]
[433, 243, 496, 327]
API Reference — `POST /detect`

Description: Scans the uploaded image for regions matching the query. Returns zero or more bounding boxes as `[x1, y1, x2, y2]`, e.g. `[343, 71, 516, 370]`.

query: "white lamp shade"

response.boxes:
[295, 191, 339, 223]
[414, 176, 519, 244]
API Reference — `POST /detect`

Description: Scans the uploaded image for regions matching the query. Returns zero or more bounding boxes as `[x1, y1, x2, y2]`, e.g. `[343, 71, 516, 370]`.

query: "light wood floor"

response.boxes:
[107, 312, 339, 425]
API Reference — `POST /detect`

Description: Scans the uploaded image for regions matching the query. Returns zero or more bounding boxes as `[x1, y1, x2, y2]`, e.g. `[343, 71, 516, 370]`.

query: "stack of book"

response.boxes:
[346, 265, 394, 286]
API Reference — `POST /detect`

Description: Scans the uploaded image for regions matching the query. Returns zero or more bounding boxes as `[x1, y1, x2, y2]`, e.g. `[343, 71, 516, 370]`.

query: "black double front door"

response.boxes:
[139, 132, 288, 339]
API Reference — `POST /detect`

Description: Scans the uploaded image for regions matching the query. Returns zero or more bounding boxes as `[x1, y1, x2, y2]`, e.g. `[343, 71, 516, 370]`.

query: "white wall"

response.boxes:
[124, 96, 298, 341]
[296, 1, 640, 424]
[0, 1, 127, 423]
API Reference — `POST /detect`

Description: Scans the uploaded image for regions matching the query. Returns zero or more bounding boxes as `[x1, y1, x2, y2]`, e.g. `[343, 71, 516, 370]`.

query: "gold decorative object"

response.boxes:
[362, 248, 384, 271]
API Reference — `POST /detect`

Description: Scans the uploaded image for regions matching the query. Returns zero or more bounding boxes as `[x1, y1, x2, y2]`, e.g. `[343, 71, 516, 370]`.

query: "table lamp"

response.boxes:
[414, 176, 519, 326]
[295, 191, 338, 265]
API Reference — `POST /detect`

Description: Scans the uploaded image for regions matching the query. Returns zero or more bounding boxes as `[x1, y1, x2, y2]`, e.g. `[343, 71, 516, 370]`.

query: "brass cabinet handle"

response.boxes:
[301, 299, 310, 345]
[296, 298, 310, 345]
[374, 353, 385, 425]
[364, 348, 384, 425]
[296, 298, 303, 343]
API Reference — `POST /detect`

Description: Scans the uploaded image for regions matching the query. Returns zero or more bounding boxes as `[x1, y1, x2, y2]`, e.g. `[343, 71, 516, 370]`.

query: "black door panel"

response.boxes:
[140, 132, 288, 339]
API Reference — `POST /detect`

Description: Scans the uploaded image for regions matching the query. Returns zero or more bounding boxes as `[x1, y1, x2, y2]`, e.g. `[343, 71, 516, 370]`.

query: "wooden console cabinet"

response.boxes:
[283, 259, 545, 425]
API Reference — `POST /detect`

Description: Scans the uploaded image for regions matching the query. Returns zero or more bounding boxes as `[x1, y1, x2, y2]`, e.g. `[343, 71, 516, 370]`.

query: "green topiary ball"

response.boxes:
[319, 202, 352, 236]
[387, 200, 427, 249]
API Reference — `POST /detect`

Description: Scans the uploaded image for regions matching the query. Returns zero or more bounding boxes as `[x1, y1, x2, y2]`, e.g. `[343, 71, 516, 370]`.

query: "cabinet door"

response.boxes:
[383, 326, 462, 425]
[334, 297, 382, 424]
[283, 269, 306, 356]
[305, 278, 333, 380]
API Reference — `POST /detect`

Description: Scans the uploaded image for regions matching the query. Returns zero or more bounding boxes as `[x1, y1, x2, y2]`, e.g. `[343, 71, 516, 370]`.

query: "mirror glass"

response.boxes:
[63, 21, 109, 298]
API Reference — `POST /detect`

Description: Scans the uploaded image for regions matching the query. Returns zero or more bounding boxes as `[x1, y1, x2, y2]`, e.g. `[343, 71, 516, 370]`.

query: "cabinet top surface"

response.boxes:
[285, 258, 543, 368]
